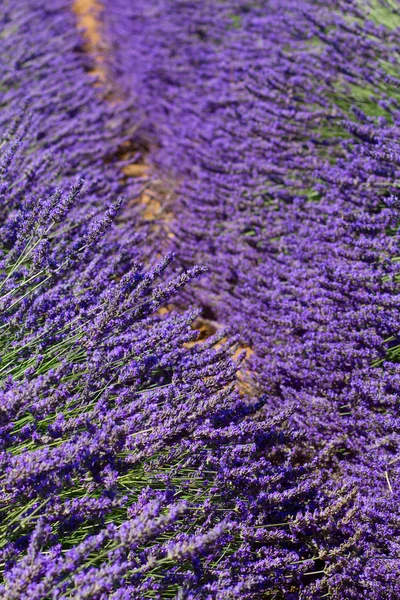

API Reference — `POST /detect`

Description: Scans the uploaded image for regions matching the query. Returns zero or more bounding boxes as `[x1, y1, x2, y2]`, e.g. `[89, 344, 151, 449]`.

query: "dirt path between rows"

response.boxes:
[73, 0, 170, 224]
[72, 0, 254, 392]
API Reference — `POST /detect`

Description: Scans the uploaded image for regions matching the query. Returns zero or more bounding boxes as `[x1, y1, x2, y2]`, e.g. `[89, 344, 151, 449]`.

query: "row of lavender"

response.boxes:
[102, 0, 400, 596]
[0, 1, 365, 598]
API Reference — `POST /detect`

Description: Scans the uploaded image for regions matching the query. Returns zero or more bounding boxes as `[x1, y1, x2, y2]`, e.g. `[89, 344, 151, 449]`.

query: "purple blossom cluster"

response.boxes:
[102, 0, 400, 596]
[0, 1, 369, 598]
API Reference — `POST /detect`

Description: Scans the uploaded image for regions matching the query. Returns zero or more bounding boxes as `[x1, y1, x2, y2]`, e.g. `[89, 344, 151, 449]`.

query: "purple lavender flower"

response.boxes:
[0, 1, 356, 598]
[102, 0, 400, 596]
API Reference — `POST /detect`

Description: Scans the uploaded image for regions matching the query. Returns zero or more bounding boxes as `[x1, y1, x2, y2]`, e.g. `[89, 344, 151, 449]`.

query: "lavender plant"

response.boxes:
[102, 0, 400, 596]
[0, 1, 366, 598]
[0, 99, 353, 600]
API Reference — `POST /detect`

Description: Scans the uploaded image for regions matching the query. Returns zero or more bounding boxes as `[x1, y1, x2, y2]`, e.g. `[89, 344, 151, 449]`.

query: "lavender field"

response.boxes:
[0, 0, 400, 597]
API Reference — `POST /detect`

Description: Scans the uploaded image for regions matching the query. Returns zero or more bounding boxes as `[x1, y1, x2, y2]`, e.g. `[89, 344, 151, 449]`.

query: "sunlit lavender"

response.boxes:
[1, 0, 400, 598]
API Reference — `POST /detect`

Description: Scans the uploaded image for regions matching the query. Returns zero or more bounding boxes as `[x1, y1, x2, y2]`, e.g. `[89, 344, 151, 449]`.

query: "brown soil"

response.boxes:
[73, 0, 105, 81]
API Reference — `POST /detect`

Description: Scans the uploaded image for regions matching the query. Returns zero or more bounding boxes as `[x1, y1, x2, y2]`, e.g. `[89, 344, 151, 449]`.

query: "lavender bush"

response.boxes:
[0, 1, 367, 598]
[102, 0, 400, 596]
